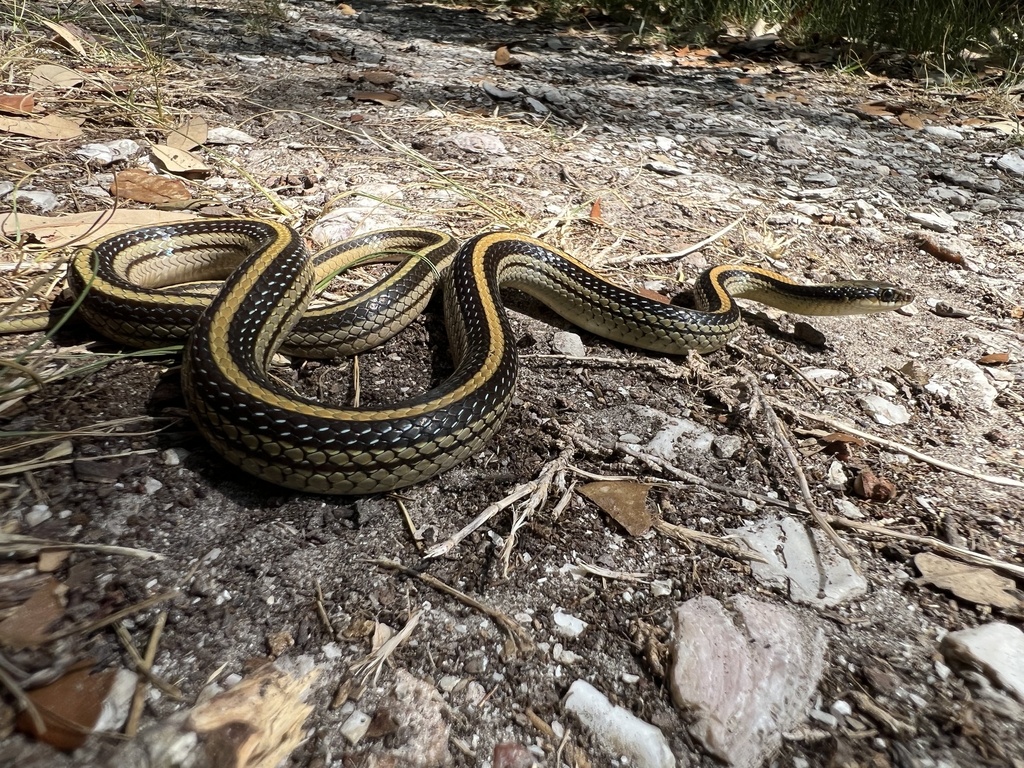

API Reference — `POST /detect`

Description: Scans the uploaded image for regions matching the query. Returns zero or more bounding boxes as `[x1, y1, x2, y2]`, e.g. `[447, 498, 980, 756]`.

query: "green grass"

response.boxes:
[542, 0, 1024, 80]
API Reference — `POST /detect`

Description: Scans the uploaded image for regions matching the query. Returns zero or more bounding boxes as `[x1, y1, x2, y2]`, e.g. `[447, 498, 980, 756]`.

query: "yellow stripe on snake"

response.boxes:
[2, 218, 912, 494]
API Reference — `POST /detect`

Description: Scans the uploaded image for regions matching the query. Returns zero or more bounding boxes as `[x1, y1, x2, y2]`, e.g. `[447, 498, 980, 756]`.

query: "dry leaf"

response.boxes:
[29, 63, 85, 89]
[821, 432, 867, 447]
[0, 577, 64, 648]
[1, 209, 197, 248]
[38, 19, 88, 55]
[18, 665, 117, 751]
[977, 352, 1010, 365]
[578, 481, 653, 536]
[898, 112, 925, 130]
[589, 198, 603, 223]
[166, 116, 209, 150]
[150, 143, 212, 174]
[338, 3, 358, 15]
[0, 113, 82, 139]
[853, 102, 892, 118]
[915, 552, 1024, 610]
[361, 70, 396, 85]
[110, 168, 191, 204]
[0, 93, 35, 115]
[493, 46, 512, 67]
[37, 550, 70, 573]
[351, 90, 400, 104]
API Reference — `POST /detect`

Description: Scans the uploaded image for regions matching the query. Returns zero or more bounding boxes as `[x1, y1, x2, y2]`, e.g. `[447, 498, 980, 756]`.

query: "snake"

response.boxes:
[1, 218, 912, 494]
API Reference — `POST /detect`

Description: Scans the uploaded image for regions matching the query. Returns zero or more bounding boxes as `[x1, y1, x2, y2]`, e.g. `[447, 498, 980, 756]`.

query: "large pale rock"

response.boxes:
[942, 622, 1024, 703]
[669, 596, 826, 768]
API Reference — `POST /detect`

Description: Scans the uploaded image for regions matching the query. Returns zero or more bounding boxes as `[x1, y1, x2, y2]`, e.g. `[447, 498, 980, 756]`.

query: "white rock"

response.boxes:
[552, 610, 587, 638]
[927, 358, 999, 412]
[907, 211, 957, 232]
[25, 504, 52, 527]
[564, 680, 675, 768]
[651, 579, 673, 597]
[923, 125, 963, 141]
[206, 126, 257, 145]
[731, 516, 866, 607]
[551, 331, 586, 358]
[669, 596, 826, 768]
[941, 623, 1024, 702]
[858, 394, 911, 426]
[825, 460, 847, 490]
[451, 131, 507, 155]
[94, 669, 139, 732]
[340, 710, 372, 745]
[11, 189, 59, 212]
[141, 477, 163, 495]
[995, 151, 1024, 176]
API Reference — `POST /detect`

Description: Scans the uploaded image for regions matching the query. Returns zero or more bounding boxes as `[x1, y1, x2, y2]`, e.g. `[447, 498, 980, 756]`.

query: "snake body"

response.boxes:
[6, 218, 912, 493]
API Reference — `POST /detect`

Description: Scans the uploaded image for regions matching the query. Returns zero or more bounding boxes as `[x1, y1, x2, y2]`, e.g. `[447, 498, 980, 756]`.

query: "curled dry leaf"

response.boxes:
[360, 70, 397, 85]
[977, 352, 1010, 365]
[852, 468, 896, 502]
[578, 481, 653, 536]
[898, 112, 925, 130]
[493, 45, 516, 68]
[0, 113, 82, 140]
[915, 552, 1024, 611]
[1, 209, 196, 248]
[18, 664, 118, 751]
[110, 168, 191, 204]
[38, 19, 89, 55]
[29, 63, 85, 90]
[589, 198, 603, 224]
[0, 93, 35, 115]
[150, 143, 212, 174]
[351, 90, 401, 104]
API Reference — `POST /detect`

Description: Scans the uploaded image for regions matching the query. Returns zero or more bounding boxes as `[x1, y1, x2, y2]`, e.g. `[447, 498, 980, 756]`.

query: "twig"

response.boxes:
[395, 496, 424, 551]
[369, 559, 533, 652]
[427, 452, 571, 559]
[44, 590, 178, 642]
[748, 378, 855, 563]
[350, 608, 421, 686]
[125, 611, 169, 737]
[0, 661, 45, 734]
[653, 519, 769, 564]
[773, 401, 1024, 489]
[0, 533, 164, 561]
[828, 516, 1024, 580]
[499, 460, 566, 576]
[115, 618, 180, 702]
[608, 213, 746, 264]
[351, 355, 360, 407]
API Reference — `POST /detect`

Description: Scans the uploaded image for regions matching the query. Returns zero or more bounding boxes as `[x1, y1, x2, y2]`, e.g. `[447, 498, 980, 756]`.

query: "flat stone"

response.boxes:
[942, 623, 1024, 703]
[669, 596, 826, 768]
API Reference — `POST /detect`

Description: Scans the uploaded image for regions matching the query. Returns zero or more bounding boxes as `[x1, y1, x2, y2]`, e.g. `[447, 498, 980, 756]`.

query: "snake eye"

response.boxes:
[879, 288, 897, 303]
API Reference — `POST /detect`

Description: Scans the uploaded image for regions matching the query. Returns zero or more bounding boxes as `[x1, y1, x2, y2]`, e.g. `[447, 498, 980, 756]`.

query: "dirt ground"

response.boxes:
[1, 1, 1023, 767]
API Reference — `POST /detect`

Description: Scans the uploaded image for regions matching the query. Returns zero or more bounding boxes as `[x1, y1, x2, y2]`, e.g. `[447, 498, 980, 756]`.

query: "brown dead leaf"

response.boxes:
[0, 93, 35, 115]
[361, 70, 397, 85]
[29, 64, 85, 90]
[822, 432, 867, 447]
[589, 198, 603, 224]
[337, 3, 358, 15]
[0, 577, 64, 648]
[0, 113, 82, 140]
[150, 143, 212, 174]
[977, 352, 1010, 365]
[853, 102, 892, 118]
[1, 209, 197, 248]
[853, 468, 896, 502]
[493, 46, 512, 67]
[915, 552, 1024, 611]
[578, 481, 653, 536]
[351, 90, 401, 104]
[38, 19, 89, 55]
[37, 550, 70, 573]
[18, 664, 117, 751]
[898, 112, 925, 130]
[110, 168, 191, 204]
[165, 116, 209, 151]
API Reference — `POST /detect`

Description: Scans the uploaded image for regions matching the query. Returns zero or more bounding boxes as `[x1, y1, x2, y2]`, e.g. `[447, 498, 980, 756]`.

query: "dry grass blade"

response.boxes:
[0, 532, 164, 560]
[349, 607, 421, 685]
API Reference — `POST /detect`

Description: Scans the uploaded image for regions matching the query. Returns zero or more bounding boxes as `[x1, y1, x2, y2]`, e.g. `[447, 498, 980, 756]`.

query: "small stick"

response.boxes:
[749, 379, 855, 563]
[351, 355, 361, 408]
[125, 611, 168, 737]
[609, 213, 746, 264]
[395, 497, 424, 551]
[828, 516, 1024, 580]
[427, 453, 570, 559]
[773, 401, 1024, 489]
[653, 519, 769, 564]
[44, 591, 178, 642]
[369, 559, 533, 652]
